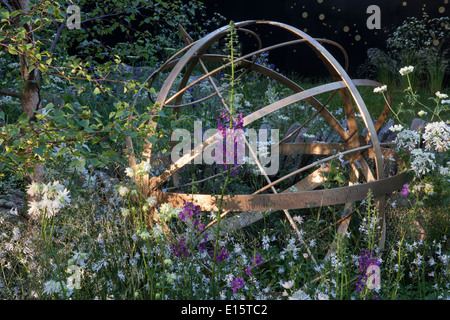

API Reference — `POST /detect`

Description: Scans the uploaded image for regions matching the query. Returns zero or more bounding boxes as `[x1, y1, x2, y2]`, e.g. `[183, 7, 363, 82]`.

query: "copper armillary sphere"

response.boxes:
[129, 20, 407, 250]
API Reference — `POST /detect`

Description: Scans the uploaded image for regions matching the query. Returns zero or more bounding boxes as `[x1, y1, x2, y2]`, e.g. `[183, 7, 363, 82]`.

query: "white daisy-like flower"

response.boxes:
[57, 188, 71, 204]
[293, 215, 303, 225]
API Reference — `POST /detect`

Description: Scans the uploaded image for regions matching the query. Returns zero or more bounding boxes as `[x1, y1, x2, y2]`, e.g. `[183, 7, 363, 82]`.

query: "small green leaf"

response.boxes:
[32, 147, 43, 158]
[0, 9, 9, 21]
[18, 112, 29, 123]
[115, 109, 124, 119]
[57, 147, 69, 157]
[8, 45, 18, 55]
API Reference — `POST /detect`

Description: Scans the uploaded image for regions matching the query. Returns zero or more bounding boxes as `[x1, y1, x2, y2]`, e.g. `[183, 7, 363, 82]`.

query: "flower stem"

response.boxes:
[210, 166, 231, 299]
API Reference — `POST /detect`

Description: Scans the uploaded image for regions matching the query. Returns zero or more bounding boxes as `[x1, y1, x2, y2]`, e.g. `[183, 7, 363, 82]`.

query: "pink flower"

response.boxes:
[401, 183, 409, 197]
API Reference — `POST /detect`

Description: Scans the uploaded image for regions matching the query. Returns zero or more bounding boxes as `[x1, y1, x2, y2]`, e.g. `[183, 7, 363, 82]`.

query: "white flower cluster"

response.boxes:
[439, 162, 450, 177]
[43, 280, 69, 296]
[395, 129, 421, 151]
[389, 124, 404, 132]
[157, 203, 179, 223]
[288, 288, 311, 300]
[117, 185, 129, 197]
[417, 110, 427, 117]
[26, 181, 71, 220]
[399, 66, 414, 76]
[410, 149, 436, 176]
[423, 121, 450, 152]
[373, 85, 387, 94]
[435, 91, 448, 99]
[124, 162, 152, 178]
[392, 121, 448, 176]
[436, 92, 450, 105]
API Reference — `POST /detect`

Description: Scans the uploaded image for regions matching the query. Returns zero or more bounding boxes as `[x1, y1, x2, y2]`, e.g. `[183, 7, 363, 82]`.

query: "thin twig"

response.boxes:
[0, 88, 21, 99]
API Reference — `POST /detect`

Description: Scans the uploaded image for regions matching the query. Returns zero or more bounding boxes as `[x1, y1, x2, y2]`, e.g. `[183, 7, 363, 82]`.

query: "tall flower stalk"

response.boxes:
[210, 21, 242, 298]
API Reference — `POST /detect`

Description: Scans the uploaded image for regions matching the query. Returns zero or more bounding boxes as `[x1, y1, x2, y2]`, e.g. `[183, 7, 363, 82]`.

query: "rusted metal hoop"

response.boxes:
[155, 169, 407, 212]
[146, 37, 349, 108]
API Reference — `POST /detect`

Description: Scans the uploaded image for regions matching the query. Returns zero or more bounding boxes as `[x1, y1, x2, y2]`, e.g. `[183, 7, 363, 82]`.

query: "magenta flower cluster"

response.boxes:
[209, 245, 230, 263]
[179, 200, 204, 231]
[251, 253, 262, 266]
[231, 253, 262, 294]
[401, 183, 409, 197]
[172, 237, 191, 258]
[216, 110, 245, 177]
[231, 277, 245, 293]
[172, 201, 205, 259]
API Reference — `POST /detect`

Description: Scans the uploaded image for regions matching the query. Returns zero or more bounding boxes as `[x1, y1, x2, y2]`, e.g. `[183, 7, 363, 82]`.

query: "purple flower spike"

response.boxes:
[245, 265, 252, 276]
[251, 253, 262, 266]
[209, 245, 230, 263]
[214, 110, 245, 176]
[172, 238, 191, 258]
[179, 200, 204, 231]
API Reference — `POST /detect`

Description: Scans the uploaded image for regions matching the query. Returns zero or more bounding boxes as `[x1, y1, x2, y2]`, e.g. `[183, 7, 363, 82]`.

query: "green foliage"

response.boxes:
[0, 0, 211, 178]
[359, 13, 449, 92]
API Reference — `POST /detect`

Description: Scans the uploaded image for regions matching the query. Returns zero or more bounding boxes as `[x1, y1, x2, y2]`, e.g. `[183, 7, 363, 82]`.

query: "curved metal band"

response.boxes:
[149, 38, 349, 108]
[154, 170, 407, 212]
[250, 21, 383, 181]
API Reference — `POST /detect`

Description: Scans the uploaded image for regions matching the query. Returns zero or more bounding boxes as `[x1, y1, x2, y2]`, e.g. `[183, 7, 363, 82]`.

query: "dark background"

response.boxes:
[199, 0, 449, 77]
